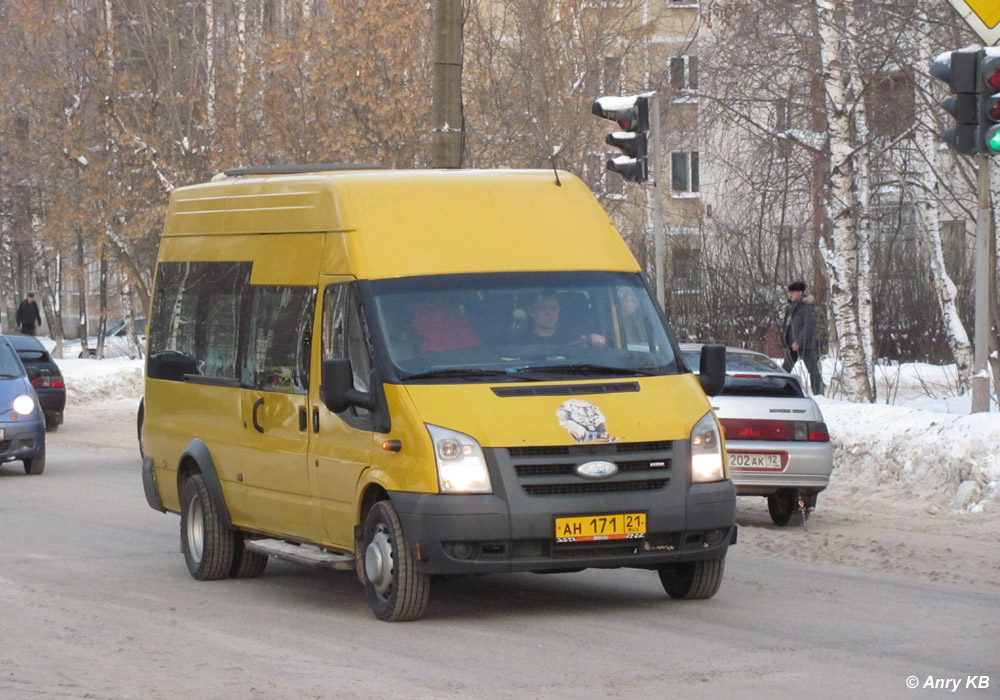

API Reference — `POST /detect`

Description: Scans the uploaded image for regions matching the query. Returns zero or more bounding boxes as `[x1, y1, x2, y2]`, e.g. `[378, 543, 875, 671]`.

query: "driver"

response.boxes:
[513, 290, 606, 348]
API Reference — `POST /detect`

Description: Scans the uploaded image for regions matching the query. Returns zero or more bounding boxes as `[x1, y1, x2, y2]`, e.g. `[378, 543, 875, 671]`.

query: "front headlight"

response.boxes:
[426, 424, 493, 494]
[690, 411, 725, 483]
[12, 394, 35, 416]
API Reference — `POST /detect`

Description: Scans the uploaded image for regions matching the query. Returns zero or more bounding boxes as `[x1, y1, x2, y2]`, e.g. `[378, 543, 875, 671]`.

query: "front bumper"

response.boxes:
[0, 418, 45, 463]
[392, 453, 737, 576]
[726, 439, 833, 496]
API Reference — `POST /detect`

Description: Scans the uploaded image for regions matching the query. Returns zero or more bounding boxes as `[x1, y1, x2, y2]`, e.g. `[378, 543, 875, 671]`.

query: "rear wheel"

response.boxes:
[23, 450, 45, 475]
[180, 475, 235, 580]
[230, 536, 269, 578]
[658, 557, 725, 600]
[767, 489, 797, 526]
[44, 413, 60, 432]
[136, 400, 145, 458]
[361, 501, 430, 621]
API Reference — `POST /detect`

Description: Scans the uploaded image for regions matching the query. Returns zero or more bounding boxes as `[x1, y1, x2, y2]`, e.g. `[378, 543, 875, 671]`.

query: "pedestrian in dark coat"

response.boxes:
[782, 281, 823, 395]
[15, 292, 42, 336]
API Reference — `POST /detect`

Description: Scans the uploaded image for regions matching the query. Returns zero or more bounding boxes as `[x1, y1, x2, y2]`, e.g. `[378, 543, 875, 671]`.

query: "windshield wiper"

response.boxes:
[0, 373, 20, 378]
[520, 364, 658, 377]
[401, 368, 544, 382]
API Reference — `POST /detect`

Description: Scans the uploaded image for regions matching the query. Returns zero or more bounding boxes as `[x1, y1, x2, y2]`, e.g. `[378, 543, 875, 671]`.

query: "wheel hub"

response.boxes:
[365, 527, 394, 596]
[186, 495, 205, 564]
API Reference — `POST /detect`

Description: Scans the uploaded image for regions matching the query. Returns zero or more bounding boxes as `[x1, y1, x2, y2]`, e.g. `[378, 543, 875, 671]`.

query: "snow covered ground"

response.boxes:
[53, 354, 1000, 516]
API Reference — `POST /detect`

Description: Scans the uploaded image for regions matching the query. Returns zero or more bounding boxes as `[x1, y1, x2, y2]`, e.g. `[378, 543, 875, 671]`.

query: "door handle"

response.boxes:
[252, 397, 265, 433]
[299, 408, 308, 432]
[312, 407, 320, 433]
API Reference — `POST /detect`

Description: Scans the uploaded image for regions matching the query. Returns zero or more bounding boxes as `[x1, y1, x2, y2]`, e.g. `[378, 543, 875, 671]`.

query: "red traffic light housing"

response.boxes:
[980, 49, 1000, 155]
[593, 94, 650, 183]
[931, 48, 980, 155]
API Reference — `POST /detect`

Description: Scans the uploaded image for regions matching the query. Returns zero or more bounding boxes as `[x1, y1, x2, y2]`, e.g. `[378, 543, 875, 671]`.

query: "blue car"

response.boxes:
[0, 335, 46, 474]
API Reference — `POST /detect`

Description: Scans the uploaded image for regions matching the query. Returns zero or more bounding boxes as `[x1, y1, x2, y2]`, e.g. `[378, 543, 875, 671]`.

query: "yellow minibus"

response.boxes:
[140, 165, 734, 621]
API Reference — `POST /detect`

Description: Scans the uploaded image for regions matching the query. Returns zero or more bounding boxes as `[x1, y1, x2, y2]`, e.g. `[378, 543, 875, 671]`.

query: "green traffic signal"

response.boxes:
[987, 127, 1000, 153]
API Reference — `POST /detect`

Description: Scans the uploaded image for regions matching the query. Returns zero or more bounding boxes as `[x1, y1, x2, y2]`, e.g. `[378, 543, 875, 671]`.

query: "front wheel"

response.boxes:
[360, 501, 430, 622]
[180, 474, 235, 580]
[23, 450, 45, 475]
[658, 557, 725, 599]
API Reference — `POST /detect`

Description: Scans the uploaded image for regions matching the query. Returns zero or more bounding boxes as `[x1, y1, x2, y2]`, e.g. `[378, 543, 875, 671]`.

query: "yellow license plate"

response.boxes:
[554, 513, 646, 542]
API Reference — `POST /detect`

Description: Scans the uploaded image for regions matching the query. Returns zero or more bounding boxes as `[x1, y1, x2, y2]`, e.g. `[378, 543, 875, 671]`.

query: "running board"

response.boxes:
[245, 538, 356, 571]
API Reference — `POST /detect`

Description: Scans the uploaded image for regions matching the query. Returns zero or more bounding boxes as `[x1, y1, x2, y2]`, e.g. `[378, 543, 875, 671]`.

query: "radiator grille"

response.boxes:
[503, 441, 675, 496]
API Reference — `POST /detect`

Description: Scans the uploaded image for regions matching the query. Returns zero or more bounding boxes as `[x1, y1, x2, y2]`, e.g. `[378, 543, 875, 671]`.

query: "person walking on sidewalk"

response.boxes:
[782, 281, 823, 395]
[15, 292, 42, 336]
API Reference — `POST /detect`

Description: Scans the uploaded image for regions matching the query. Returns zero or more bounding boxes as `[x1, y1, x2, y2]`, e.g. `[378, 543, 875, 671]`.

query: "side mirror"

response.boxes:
[320, 358, 377, 413]
[697, 344, 727, 397]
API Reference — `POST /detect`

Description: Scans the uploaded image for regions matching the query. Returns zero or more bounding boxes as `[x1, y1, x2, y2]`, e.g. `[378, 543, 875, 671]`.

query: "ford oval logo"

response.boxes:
[576, 460, 618, 479]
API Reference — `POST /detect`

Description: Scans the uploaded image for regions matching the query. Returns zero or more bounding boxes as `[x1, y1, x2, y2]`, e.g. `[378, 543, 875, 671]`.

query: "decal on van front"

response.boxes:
[556, 399, 619, 444]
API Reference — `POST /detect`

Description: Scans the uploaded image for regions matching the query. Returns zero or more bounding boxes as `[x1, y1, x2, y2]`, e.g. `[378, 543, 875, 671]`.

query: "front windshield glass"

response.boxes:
[370, 271, 680, 382]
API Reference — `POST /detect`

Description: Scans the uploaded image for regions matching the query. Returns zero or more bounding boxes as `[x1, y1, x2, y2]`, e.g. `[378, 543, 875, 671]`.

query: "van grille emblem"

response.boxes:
[576, 460, 618, 479]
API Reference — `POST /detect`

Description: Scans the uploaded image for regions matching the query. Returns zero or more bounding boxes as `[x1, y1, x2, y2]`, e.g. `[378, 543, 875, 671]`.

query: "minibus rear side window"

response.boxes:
[148, 261, 251, 382]
[243, 286, 316, 394]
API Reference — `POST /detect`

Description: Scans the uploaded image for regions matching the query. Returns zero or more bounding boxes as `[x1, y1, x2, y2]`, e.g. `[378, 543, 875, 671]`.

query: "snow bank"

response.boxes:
[60, 358, 145, 404]
[819, 399, 1000, 514]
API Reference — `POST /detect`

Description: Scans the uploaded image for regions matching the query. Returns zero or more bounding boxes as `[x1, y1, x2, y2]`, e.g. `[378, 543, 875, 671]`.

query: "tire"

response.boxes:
[136, 400, 145, 458]
[23, 450, 45, 475]
[767, 489, 797, 526]
[360, 500, 430, 622]
[230, 536, 269, 578]
[658, 557, 726, 600]
[44, 413, 59, 432]
[180, 474, 235, 581]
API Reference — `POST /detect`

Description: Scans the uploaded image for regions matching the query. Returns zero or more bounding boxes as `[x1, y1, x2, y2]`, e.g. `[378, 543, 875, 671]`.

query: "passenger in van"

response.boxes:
[514, 290, 606, 348]
[411, 299, 483, 353]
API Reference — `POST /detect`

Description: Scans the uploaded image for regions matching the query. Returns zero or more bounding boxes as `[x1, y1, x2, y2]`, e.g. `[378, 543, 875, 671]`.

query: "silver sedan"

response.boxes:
[680, 344, 833, 526]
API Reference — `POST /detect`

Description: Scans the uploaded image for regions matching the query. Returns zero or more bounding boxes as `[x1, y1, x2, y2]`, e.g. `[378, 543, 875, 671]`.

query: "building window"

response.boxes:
[865, 71, 915, 139]
[671, 247, 702, 293]
[603, 56, 623, 94]
[604, 165, 624, 197]
[670, 55, 698, 92]
[941, 220, 969, 269]
[671, 151, 700, 194]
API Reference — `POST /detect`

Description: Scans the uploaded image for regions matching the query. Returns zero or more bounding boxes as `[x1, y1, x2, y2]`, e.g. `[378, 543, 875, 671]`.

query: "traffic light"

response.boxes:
[930, 48, 979, 155]
[592, 94, 650, 183]
[979, 48, 1000, 155]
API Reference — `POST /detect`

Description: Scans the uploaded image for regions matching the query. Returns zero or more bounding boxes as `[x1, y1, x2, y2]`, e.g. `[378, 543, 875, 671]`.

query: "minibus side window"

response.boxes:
[322, 283, 373, 417]
[148, 261, 251, 382]
[242, 286, 316, 394]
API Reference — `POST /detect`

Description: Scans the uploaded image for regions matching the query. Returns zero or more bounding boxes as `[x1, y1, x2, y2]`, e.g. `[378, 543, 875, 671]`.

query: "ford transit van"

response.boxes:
[141, 165, 735, 621]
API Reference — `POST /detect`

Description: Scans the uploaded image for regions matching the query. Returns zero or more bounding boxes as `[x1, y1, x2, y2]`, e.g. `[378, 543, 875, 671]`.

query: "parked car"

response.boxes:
[0, 335, 46, 474]
[62, 316, 147, 359]
[5, 334, 65, 430]
[681, 344, 833, 526]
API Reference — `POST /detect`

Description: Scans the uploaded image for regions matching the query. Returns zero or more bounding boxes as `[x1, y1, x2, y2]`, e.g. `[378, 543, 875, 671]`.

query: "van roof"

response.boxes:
[162, 168, 640, 279]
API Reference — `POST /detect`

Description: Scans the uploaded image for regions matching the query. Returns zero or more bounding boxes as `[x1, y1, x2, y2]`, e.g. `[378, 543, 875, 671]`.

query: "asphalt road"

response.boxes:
[1, 400, 996, 700]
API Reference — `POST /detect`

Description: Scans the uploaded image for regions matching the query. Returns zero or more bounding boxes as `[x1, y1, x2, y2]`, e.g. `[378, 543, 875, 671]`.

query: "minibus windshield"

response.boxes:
[369, 271, 682, 382]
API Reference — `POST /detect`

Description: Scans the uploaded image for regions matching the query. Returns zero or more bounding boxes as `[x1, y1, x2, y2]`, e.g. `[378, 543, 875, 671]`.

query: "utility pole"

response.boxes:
[971, 155, 992, 412]
[649, 93, 665, 309]
[431, 0, 463, 169]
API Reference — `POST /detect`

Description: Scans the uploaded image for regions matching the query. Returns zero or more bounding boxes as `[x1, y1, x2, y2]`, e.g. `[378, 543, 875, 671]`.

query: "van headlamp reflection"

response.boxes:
[426, 424, 493, 494]
[690, 411, 725, 483]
